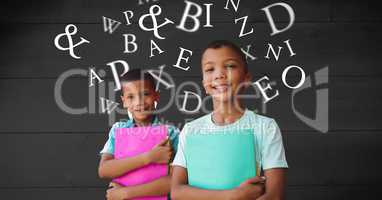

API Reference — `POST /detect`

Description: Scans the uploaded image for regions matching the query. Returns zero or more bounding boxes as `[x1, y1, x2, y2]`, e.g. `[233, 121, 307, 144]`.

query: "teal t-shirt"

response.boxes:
[173, 109, 288, 174]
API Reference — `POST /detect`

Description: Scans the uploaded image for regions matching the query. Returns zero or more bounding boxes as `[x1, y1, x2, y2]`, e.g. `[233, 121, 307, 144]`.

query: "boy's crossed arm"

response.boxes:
[171, 166, 286, 200]
[255, 168, 286, 200]
[106, 170, 173, 200]
[98, 138, 173, 199]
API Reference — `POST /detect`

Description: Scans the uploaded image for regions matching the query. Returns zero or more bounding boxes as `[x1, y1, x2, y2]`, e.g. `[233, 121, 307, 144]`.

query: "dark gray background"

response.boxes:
[0, 0, 381, 199]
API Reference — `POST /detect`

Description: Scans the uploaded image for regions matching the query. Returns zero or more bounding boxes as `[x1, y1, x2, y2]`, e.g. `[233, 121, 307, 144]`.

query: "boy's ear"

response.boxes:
[120, 95, 127, 108]
[154, 90, 160, 101]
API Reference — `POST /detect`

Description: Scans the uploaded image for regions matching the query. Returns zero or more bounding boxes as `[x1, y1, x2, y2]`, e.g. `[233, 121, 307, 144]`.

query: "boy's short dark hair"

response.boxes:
[201, 40, 248, 72]
[120, 69, 157, 94]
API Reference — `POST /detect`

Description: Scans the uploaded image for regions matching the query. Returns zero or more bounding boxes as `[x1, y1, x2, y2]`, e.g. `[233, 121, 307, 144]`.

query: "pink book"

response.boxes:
[113, 125, 168, 200]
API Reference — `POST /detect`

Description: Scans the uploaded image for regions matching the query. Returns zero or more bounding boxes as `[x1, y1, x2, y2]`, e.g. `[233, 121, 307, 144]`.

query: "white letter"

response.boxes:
[284, 39, 296, 57]
[253, 76, 279, 103]
[204, 3, 213, 27]
[261, 2, 295, 36]
[150, 39, 164, 58]
[147, 65, 175, 90]
[224, 0, 241, 12]
[173, 47, 193, 71]
[265, 43, 283, 61]
[100, 97, 119, 114]
[102, 16, 121, 34]
[177, 0, 202, 32]
[180, 91, 202, 113]
[123, 34, 138, 53]
[235, 16, 254, 38]
[282, 65, 306, 89]
[106, 60, 130, 91]
[138, 5, 174, 40]
[123, 10, 134, 25]
[241, 44, 257, 61]
[89, 68, 104, 87]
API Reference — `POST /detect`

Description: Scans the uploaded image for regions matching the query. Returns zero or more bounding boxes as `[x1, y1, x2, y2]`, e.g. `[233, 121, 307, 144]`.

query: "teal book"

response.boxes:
[185, 129, 257, 190]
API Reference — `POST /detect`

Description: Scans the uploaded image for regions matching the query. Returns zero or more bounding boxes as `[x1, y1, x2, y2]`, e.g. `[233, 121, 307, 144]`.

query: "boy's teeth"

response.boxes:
[215, 85, 228, 92]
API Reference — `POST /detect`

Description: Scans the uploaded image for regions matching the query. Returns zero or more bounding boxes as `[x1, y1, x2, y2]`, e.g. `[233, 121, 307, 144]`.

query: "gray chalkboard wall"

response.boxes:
[1, 0, 381, 199]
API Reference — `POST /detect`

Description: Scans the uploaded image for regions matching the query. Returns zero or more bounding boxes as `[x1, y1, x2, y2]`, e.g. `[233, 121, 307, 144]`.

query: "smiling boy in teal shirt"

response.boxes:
[171, 40, 288, 200]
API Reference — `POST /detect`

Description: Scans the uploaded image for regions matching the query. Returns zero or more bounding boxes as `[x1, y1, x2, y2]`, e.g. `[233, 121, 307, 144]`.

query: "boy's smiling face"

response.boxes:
[202, 46, 251, 102]
[120, 80, 159, 123]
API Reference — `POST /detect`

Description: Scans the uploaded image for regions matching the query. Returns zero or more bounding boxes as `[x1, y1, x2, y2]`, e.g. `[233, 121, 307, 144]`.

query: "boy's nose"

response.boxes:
[214, 68, 227, 80]
[133, 95, 144, 106]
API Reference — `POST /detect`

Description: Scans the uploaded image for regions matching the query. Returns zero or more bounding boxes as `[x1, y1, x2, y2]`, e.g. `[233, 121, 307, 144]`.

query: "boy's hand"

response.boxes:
[106, 184, 128, 200]
[109, 182, 123, 188]
[146, 137, 172, 164]
[231, 176, 266, 200]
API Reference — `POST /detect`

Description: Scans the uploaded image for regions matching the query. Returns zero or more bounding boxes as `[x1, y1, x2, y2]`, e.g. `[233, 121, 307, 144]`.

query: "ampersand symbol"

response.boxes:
[139, 5, 174, 40]
[54, 24, 90, 59]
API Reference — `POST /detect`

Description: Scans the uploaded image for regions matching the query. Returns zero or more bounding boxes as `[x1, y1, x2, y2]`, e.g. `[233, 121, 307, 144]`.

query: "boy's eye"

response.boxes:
[204, 67, 213, 72]
[225, 63, 236, 68]
[127, 95, 133, 99]
[143, 91, 150, 96]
